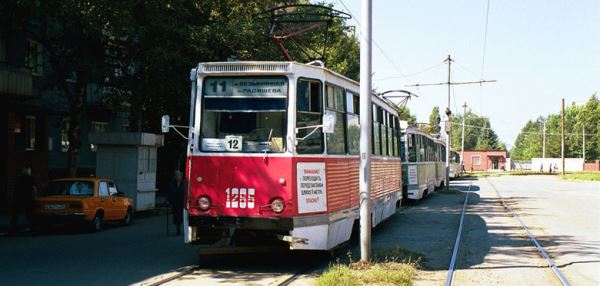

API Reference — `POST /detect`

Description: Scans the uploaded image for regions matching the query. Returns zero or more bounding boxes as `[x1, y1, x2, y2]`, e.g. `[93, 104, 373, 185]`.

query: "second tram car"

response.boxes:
[182, 61, 403, 251]
[449, 150, 462, 178]
[399, 125, 446, 200]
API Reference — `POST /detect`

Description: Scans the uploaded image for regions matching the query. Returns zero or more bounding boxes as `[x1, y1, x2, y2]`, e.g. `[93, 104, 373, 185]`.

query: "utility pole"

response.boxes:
[583, 126, 586, 161]
[407, 55, 496, 190]
[444, 55, 452, 189]
[561, 98, 565, 175]
[461, 102, 467, 170]
[542, 119, 546, 158]
[359, 0, 372, 262]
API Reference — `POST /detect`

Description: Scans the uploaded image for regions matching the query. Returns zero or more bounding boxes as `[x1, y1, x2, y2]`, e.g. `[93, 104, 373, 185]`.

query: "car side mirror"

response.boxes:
[161, 115, 170, 133]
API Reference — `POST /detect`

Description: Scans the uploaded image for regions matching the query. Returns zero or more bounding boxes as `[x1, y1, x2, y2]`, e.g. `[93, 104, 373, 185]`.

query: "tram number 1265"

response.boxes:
[225, 188, 255, 209]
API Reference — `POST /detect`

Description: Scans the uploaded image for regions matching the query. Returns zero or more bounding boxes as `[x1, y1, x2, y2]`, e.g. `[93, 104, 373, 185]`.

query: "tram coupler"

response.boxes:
[276, 234, 308, 244]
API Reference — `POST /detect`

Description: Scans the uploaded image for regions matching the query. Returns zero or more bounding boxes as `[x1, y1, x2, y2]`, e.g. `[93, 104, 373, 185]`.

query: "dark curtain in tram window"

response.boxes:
[297, 81, 309, 112]
[219, 112, 256, 133]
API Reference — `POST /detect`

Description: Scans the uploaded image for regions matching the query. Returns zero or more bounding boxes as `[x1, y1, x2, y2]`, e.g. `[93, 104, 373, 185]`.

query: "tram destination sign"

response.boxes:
[203, 77, 288, 98]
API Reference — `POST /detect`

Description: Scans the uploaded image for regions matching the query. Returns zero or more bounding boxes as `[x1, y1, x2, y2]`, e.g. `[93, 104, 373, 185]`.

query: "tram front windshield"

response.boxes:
[200, 76, 288, 153]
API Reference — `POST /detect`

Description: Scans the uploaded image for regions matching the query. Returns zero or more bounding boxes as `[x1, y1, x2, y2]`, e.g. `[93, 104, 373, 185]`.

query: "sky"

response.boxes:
[327, 0, 600, 149]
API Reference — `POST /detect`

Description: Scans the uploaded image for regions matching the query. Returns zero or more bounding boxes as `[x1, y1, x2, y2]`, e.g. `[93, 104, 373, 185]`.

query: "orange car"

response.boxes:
[34, 178, 133, 231]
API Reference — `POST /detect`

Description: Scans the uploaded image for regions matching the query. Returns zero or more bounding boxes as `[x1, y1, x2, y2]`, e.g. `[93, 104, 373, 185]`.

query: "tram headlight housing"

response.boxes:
[270, 197, 285, 213]
[198, 196, 211, 211]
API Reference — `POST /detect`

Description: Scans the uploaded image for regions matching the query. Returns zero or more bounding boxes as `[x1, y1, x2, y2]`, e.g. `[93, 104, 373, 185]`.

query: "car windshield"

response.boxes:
[44, 181, 94, 196]
[200, 76, 288, 153]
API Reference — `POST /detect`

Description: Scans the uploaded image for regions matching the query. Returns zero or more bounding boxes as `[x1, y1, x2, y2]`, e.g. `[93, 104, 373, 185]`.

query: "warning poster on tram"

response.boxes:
[296, 162, 327, 214]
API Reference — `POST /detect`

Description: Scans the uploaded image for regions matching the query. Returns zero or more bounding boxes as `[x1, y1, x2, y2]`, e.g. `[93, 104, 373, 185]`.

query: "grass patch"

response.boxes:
[461, 171, 505, 178]
[560, 172, 600, 181]
[461, 171, 563, 178]
[315, 248, 422, 286]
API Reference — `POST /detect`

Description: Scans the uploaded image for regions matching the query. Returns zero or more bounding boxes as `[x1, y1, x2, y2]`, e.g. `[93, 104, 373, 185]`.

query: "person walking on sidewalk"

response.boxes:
[9, 167, 37, 235]
[168, 170, 185, 235]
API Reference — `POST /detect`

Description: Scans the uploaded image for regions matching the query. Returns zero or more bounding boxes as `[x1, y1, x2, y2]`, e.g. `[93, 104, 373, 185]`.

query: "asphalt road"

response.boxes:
[1, 175, 597, 286]
[0, 211, 198, 286]
[479, 175, 600, 286]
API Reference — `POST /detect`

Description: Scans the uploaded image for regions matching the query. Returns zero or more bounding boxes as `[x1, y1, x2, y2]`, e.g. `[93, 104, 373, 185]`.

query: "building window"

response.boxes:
[25, 39, 43, 76]
[90, 121, 108, 152]
[472, 155, 481, 166]
[25, 116, 36, 150]
[61, 119, 70, 152]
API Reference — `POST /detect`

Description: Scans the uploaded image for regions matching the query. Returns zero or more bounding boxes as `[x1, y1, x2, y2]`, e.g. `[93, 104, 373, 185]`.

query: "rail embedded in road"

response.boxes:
[486, 178, 573, 286]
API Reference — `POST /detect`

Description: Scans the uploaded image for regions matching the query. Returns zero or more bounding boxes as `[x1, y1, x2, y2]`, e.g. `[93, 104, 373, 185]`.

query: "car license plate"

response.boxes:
[45, 204, 66, 210]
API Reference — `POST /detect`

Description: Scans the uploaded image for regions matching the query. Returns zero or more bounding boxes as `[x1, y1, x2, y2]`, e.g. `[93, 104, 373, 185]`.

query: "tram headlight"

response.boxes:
[270, 197, 285, 213]
[198, 196, 211, 211]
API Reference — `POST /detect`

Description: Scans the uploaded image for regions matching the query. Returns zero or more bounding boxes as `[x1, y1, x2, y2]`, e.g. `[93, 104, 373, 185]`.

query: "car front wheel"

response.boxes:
[91, 212, 103, 232]
[121, 208, 133, 226]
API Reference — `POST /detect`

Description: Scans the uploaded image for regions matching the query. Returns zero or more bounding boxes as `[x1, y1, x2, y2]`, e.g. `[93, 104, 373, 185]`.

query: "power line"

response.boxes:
[479, 0, 491, 117]
[452, 122, 597, 136]
[373, 62, 444, 81]
[480, 0, 491, 79]
[336, 0, 413, 85]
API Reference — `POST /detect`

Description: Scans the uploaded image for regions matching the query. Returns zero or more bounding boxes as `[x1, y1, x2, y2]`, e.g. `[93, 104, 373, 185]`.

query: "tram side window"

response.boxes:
[325, 85, 346, 154]
[372, 105, 382, 155]
[393, 117, 400, 157]
[408, 133, 416, 162]
[417, 135, 424, 161]
[441, 145, 447, 162]
[346, 92, 360, 155]
[387, 114, 395, 157]
[296, 79, 324, 154]
[427, 138, 432, 161]
[399, 135, 406, 161]
[381, 110, 389, 156]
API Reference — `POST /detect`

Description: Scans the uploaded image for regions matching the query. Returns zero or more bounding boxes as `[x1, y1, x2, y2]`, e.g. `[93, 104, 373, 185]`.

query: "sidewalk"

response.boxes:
[0, 194, 169, 235]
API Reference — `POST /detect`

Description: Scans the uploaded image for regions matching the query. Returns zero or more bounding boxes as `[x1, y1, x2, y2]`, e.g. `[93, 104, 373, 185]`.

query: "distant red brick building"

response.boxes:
[463, 150, 508, 171]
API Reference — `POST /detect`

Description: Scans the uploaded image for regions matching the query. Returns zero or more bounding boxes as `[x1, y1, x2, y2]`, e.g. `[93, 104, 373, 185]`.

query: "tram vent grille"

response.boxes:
[200, 63, 291, 73]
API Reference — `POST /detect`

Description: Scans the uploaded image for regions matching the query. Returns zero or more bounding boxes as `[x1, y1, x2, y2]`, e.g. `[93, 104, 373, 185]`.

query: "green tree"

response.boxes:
[397, 107, 417, 125]
[451, 110, 504, 151]
[428, 106, 441, 134]
[3, 0, 121, 176]
[510, 94, 600, 161]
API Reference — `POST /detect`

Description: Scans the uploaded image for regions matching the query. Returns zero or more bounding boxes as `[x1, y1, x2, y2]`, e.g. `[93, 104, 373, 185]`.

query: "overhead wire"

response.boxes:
[452, 122, 596, 136]
[479, 0, 492, 115]
[336, 0, 414, 85]
[373, 62, 444, 82]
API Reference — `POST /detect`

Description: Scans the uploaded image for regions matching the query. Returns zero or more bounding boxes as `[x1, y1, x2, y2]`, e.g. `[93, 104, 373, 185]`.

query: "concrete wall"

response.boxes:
[583, 160, 600, 171]
[91, 133, 163, 211]
[531, 158, 585, 172]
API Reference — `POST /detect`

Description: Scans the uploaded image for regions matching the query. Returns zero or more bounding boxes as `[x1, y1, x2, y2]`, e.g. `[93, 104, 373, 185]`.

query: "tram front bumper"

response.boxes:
[188, 215, 293, 231]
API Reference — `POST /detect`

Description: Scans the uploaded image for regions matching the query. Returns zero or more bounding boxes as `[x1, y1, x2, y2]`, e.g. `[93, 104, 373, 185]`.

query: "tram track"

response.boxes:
[138, 252, 329, 286]
[444, 178, 573, 286]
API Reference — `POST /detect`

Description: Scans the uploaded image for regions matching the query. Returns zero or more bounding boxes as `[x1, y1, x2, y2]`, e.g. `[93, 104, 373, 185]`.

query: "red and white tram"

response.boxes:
[182, 61, 402, 251]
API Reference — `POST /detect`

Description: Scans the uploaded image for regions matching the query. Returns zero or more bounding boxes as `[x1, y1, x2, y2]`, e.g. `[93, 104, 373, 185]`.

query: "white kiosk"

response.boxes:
[89, 132, 163, 211]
